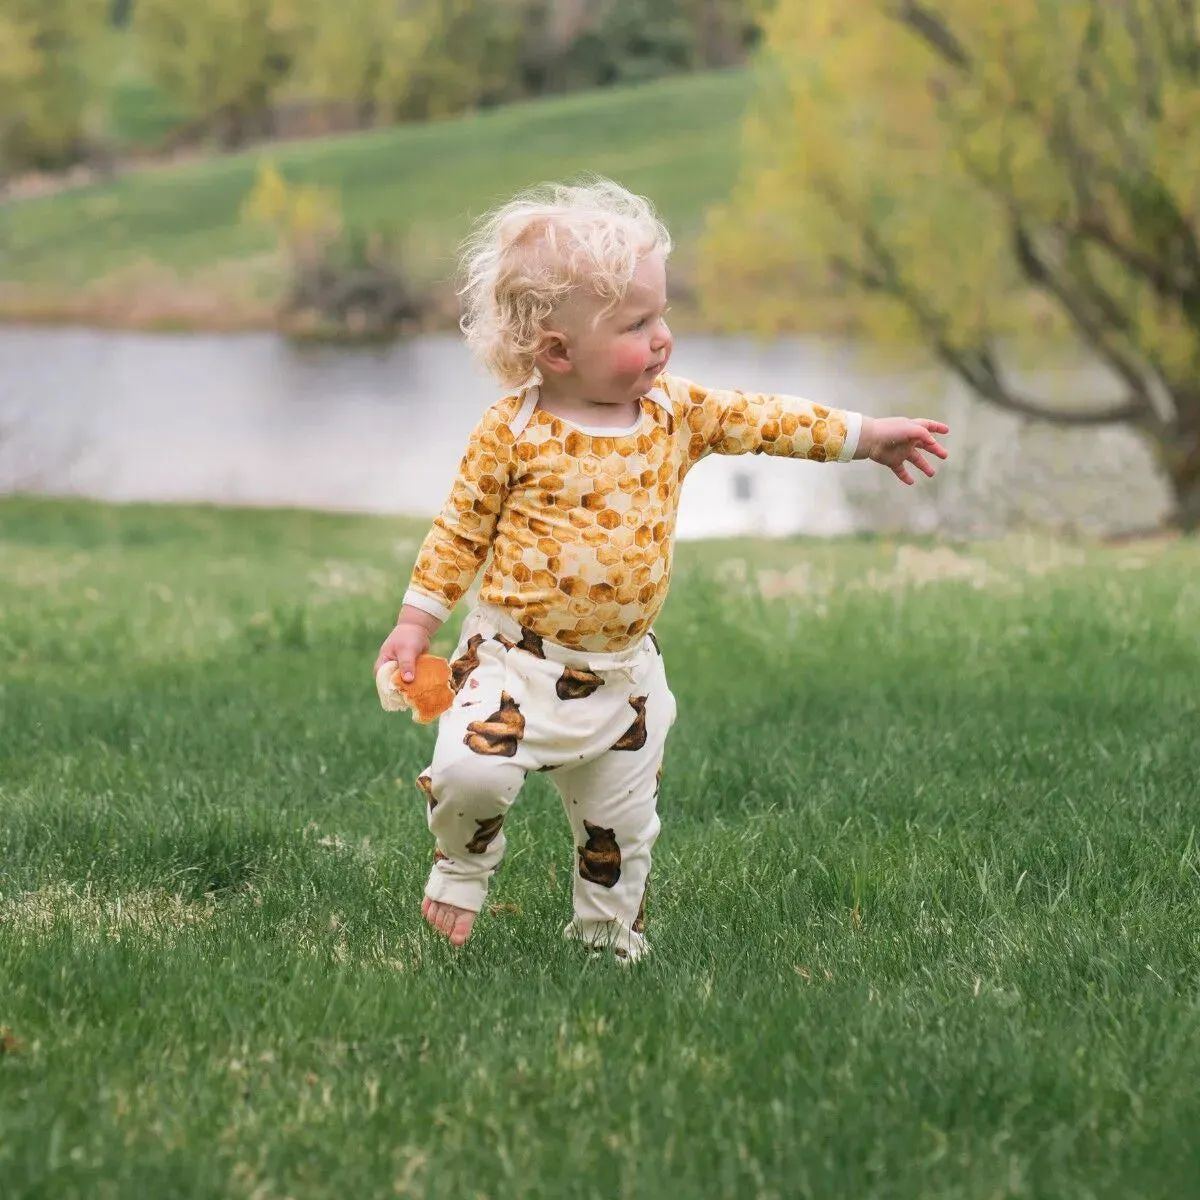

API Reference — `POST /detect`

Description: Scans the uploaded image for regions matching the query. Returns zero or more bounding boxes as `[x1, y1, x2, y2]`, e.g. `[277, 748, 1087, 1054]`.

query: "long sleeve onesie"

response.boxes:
[403, 373, 862, 653]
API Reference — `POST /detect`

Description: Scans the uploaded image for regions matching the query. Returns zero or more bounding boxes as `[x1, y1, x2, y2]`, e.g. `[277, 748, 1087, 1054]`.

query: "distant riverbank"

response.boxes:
[0, 325, 1173, 542]
[0, 71, 750, 338]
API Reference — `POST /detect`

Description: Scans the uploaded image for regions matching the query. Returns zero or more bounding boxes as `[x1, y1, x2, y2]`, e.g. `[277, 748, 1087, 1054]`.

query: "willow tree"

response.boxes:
[703, 1, 1200, 528]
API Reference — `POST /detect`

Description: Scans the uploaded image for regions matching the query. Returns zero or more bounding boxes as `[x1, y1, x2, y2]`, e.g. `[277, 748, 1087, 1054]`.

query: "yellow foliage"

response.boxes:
[0, 0, 109, 169]
[242, 160, 341, 257]
[294, 0, 431, 112]
[703, 0, 1200, 388]
[0, 17, 41, 90]
[291, 0, 528, 121]
[134, 0, 307, 127]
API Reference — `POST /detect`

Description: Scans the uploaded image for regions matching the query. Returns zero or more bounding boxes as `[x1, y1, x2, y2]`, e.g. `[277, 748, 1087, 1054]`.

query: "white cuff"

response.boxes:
[425, 864, 488, 913]
[837, 411, 863, 463]
[402, 589, 453, 623]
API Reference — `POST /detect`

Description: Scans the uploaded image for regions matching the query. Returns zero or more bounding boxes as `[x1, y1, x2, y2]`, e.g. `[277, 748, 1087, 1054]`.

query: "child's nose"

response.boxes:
[652, 321, 672, 351]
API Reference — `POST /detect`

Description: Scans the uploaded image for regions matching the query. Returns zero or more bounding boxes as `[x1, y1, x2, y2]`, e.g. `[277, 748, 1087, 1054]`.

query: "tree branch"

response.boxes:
[1009, 218, 1153, 400]
[1071, 211, 1200, 310]
[821, 185, 1153, 429]
[967, 345, 1150, 427]
[901, 3, 1200, 324]
[888, 1, 971, 68]
[1047, 11, 1200, 306]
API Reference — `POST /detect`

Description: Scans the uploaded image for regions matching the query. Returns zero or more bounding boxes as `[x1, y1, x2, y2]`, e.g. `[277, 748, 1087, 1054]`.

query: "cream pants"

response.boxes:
[418, 604, 676, 960]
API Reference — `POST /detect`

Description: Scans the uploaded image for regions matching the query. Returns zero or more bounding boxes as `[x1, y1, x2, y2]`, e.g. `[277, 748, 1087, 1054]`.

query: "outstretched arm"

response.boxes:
[664, 375, 948, 483]
[669, 375, 862, 465]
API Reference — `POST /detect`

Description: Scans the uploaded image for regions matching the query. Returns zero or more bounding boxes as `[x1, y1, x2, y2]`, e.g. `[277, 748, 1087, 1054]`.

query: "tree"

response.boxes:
[134, 0, 306, 147]
[681, 0, 768, 67]
[517, 0, 765, 94]
[703, 0, 1200, 529]
[296, 0, 528, 124]
[0, 0, 109, 173]
[293, 0, 428, 125]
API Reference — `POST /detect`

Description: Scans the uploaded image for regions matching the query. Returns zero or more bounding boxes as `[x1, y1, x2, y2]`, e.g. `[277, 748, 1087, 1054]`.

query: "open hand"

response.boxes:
[861, 417, 949, 485]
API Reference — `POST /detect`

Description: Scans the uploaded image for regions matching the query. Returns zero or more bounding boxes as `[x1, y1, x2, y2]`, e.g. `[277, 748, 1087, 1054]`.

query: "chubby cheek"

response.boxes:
[611, 340, 651, 380]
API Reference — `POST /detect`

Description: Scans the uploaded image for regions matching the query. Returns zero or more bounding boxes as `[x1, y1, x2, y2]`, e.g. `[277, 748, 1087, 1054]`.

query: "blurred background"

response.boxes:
[1, 0, 1195, 539]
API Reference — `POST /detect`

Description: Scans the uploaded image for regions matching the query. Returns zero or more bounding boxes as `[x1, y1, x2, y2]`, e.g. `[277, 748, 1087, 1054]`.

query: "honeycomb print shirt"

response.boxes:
[403, 373, 862, 652]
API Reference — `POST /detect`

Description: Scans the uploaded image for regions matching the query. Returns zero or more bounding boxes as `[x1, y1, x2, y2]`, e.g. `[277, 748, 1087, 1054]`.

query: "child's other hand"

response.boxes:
[860, 417, 949, 485]
[374, 621, 432, 684]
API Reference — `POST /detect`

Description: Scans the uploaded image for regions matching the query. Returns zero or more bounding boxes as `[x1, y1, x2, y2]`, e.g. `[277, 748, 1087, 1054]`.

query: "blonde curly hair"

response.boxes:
[458, 178, 672, 389]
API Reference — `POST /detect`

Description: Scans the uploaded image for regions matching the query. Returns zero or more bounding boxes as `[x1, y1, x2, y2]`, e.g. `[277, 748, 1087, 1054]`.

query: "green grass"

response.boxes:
[2, 495, 1199, 1198]
[1, 70, 753, 290]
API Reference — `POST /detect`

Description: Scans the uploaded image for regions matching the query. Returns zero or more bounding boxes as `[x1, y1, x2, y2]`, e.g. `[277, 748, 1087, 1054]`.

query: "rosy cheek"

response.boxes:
[612, 343, 648, 377]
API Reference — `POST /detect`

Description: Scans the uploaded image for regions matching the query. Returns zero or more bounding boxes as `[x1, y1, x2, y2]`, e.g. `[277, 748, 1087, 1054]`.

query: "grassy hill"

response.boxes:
[0, 69, 754, 324]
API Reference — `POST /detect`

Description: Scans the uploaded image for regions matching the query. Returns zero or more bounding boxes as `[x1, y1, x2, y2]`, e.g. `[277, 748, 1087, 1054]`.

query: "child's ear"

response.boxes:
[534, 330, 572, 376]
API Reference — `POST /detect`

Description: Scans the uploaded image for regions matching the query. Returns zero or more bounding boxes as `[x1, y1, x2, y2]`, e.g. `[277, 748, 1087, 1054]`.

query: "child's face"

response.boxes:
[544, 252, 673, 406]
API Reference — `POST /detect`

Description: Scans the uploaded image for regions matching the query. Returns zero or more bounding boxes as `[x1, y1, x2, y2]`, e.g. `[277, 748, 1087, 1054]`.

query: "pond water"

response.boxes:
[0, 326, 1172, 539]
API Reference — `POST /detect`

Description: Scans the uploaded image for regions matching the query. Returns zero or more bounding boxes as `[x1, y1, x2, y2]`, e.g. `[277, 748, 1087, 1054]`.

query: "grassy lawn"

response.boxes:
[1, 495, 1198, 1198]
[0, 70, 752, 294]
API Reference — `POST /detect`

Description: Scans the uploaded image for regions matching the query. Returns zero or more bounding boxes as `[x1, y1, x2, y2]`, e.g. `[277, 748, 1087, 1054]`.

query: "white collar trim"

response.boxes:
[509, 384, 672, 436]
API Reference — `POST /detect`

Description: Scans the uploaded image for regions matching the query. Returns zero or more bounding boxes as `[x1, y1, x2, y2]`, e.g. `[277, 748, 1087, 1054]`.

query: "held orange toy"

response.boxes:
[375, 655, 455, 724]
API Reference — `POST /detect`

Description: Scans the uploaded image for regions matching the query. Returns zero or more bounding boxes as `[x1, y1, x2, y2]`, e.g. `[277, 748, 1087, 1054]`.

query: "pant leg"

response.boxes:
[549, 642, 675, 961]
[419, 628, 536, 913]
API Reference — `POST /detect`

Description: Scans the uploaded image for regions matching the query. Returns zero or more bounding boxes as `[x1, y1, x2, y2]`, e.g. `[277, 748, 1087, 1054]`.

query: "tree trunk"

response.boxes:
[1175, 479, 1200, 531]
[1166, 450, 1200, 532]
[1160, 406, 1200, 532]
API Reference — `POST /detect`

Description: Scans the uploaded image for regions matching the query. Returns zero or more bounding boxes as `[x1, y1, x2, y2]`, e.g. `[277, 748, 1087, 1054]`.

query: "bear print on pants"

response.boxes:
[466, 815, 505, 854]
[555, 666, 606, 701]
[449, 634, 484, 694]
[516, 628, 546, 658]
[578, 820, 622, 888]
[611, 696, 648, 752]
[464, 693, 525, 757]
[416, 774, 436, 811]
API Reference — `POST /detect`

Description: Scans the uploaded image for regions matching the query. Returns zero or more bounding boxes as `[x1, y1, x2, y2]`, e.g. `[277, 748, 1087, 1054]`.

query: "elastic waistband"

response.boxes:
[471, 603, 648, 671]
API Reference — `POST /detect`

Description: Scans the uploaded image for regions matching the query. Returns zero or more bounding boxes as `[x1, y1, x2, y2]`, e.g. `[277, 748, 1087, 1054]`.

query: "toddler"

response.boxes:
[375, 178, 948, 961]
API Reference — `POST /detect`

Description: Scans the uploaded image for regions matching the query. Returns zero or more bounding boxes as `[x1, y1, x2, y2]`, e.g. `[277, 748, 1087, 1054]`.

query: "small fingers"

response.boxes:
[893, 463, 914, 485]
[909, 449, 936, 478]
[920, 431, 950, 459]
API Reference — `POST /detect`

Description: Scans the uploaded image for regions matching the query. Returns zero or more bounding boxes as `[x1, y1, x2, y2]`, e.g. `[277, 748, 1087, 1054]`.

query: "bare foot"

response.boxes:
[421, 897, 477, 946]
